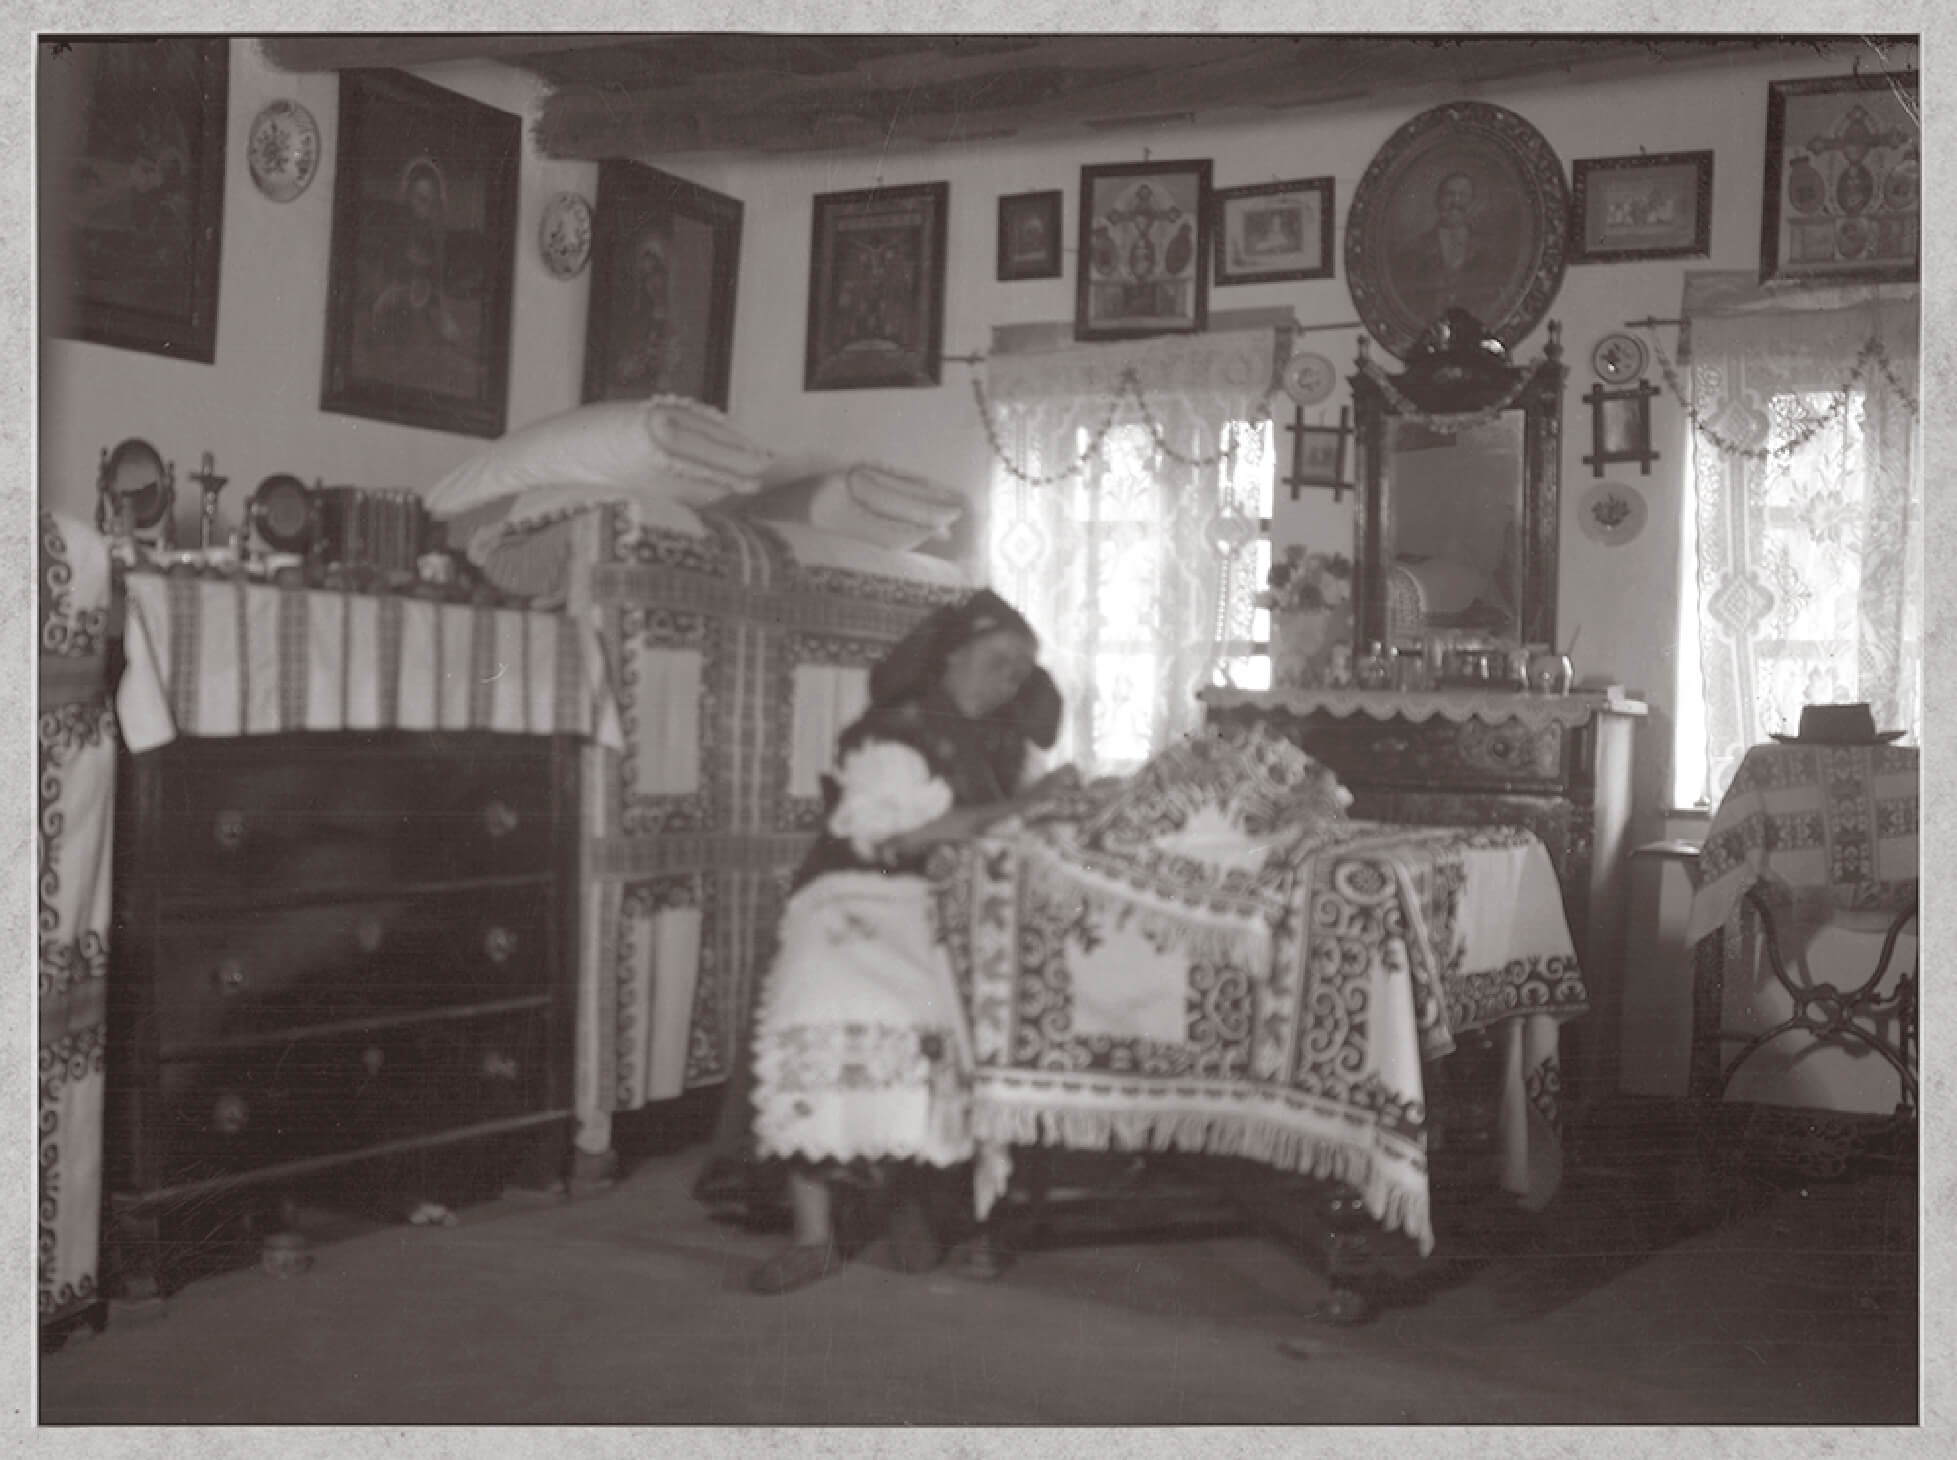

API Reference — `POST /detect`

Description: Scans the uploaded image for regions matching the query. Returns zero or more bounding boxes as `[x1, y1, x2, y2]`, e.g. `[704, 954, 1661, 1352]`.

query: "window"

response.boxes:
[987, 416, 1274, 777]
[1671, 302, 1920, 809]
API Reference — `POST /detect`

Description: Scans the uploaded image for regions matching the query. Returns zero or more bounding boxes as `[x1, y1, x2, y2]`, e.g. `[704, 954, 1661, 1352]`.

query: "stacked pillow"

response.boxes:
[424, 396, 771, 518]
[739, 459, 966, 553]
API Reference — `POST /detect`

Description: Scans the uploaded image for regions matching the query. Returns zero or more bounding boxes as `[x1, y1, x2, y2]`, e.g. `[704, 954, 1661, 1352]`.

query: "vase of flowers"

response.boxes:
[1260, 546, 1355, 690]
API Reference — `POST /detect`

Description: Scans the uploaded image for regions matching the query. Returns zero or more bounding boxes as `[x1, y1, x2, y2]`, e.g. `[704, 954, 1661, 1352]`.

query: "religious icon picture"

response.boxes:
[583, 160, 743, 409]
[322, 69, 520, 437]
[1075, 159, 1211, 341]
[1761, 70, 1918, 284]
[806, 182, 949, 390]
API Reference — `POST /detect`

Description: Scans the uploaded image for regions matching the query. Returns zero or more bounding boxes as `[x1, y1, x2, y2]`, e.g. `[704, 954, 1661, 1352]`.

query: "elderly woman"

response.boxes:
[707, 589, 1072, 1294]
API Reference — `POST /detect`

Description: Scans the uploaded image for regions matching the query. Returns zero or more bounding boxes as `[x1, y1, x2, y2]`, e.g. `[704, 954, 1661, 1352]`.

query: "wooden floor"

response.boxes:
[39, 1100, 1918, 1427]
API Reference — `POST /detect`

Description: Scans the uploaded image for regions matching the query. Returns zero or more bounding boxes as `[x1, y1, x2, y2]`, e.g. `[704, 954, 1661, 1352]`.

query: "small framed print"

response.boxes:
[1582, 380, 1660, 477]
[997, 190, 1062, 281]
[1213, 177, 1335, 285]
[1569, 151, 1713, 264]
[1761, 70, 1919, 284]
[1076, 159, 1210, 341]
[805, 181, 949, 391]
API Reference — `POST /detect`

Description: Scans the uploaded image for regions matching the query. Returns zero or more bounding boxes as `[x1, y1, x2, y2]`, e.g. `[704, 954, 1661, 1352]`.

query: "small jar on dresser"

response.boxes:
[1201, 684, 1646, 1127]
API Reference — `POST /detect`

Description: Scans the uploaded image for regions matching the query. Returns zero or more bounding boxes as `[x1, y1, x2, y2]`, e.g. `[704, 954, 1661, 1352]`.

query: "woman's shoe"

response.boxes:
[947, 1233, 1013, 1282]
[748, 1242, 846, 1295]
[885, 1196, 946, 1274]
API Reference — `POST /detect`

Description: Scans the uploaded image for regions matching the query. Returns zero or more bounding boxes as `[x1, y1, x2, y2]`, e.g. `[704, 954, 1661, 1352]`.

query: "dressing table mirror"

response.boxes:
[1350, 310, 1565, 653]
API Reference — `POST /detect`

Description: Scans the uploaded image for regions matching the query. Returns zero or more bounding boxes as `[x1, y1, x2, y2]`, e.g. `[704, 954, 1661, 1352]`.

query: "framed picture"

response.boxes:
[997, 190, 1063, 281]
[1581, 380, 1660, 477]
[1569, 151, 1714, 264]
[1761, 71, 1919, 285]
[56, 38, 229, 363]
[1076, 159, 1211, 341]
[322, 69, 521, 438]
[1344, 101, 1570, 359]
[583, 160, 743, 410]
[1213, 177, 1335, 285]
[805, 182, 949, 391]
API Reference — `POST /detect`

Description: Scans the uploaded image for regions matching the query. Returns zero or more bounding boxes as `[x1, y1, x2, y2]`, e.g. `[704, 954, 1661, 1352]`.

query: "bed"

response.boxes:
[37, 510, 119, 1343]
[430, 402, 973, 1168]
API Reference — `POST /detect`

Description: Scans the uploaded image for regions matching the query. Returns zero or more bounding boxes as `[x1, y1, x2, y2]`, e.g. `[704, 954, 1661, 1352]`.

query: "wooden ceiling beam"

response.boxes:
[256, 34, 629, 74]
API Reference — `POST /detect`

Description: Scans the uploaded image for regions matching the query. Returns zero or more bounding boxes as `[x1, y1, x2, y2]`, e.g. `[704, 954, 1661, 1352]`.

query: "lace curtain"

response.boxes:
[1680, 278, 1920, 805]
[981, 329, 1276, 776]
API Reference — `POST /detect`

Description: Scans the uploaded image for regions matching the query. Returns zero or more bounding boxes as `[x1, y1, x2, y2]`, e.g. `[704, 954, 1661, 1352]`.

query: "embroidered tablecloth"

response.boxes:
[933, 818, 1588, 1255]
[1200, 685, 1648, 730]
[1686, 743, 1919, 945]
[114, 570, 621, 753]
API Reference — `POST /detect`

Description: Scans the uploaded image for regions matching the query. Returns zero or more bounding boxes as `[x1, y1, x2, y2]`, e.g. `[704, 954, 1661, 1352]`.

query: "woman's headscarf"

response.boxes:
[869, 588, 1062, 749]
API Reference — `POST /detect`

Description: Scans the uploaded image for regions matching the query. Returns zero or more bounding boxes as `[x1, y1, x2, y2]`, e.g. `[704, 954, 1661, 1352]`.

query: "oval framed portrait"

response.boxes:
[1344, 101, 1571, 360]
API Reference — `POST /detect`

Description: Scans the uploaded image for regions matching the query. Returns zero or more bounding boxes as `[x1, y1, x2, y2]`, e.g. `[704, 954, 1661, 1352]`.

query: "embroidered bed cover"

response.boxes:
[37, 512, 117, 1327]
[933, 818, 1588, 1255]
[562, 505, 967, 1144]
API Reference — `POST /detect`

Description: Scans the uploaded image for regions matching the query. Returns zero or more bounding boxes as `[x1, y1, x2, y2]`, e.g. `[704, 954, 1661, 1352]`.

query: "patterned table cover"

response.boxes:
[1686, 743, 1920, 945]
[114, 570, 621, 752]
[934, 817, 1589, 1256]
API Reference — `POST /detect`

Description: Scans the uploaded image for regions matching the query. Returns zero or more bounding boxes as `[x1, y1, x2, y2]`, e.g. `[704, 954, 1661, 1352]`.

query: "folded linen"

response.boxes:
[739, 461, 965, 552]
[424, 399, 768, 515]
[644, 395, 773, 480]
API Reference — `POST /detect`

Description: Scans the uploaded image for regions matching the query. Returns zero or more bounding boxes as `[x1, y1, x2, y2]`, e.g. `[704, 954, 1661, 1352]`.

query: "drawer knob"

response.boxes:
[355, 915, 386, 955]
[212, 1092, 250, 1135]
[483, 925, 517, 964]
[213, 957, 249, 995]
[362, 1046, 385, 1076]
[481, 799, 521, 839]
[213, 810, 247, 851]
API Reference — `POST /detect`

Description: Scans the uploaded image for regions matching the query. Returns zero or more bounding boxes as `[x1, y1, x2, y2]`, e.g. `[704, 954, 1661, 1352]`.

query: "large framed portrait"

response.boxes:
[805, 182, 949, 391]
[1569, 151, 1714, 264]
[1761, 71, 1919, 285]
[321, 69, 521, 438]
[55, 37, 229, 363]
[1344, 101, 1570, 360]
[1076, 159, 1210, 341]
[1213, 177, 1335, 286]
[583, 160, 743, 410]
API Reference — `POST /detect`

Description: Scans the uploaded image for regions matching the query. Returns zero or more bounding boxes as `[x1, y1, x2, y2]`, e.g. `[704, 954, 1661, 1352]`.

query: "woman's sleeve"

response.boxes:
[826, 736, 955, 860]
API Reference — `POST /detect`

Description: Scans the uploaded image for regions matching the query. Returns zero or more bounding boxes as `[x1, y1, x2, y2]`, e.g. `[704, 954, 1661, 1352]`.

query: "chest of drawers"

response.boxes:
[105, 729, 580, 1299]
[1203, 688, 1644, 1121]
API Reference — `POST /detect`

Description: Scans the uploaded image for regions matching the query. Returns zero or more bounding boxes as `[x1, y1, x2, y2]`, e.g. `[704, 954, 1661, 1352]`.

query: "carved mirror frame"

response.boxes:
[1350, 316, 1566, 652]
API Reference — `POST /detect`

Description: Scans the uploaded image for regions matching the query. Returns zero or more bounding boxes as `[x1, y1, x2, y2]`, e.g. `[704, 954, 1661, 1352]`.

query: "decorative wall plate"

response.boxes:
[1591, 332, 1648, 384]
[1281, 350, 1339, 407]
[249, 474, 316, 555]
[539, 191, 594, 279]
[247, 100, 321, 203]
[1344, 100, 1570, 360]
[1577, 480, 1647, 546]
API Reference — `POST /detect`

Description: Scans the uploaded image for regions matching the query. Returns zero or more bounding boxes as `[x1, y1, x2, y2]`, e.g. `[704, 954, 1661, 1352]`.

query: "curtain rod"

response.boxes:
[946, 318, 1365, 369]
